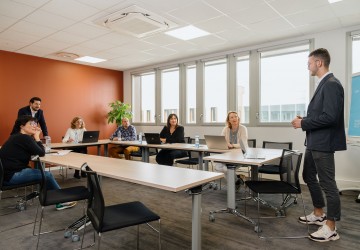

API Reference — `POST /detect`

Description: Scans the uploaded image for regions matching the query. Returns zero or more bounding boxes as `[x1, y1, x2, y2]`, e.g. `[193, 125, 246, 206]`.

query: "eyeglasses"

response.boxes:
[29, 121, 38, 126]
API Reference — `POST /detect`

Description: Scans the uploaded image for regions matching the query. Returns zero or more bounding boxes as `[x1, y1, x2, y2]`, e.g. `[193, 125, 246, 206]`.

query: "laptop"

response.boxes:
[80, 131, 99, 143]
[144, 133, 162, 144]
[239, 139, 266, 159]
[204, 135, 229, 150]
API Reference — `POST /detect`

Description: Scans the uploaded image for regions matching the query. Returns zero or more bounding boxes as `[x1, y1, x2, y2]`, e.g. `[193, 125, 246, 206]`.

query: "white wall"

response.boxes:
[123, 25, 360, 191]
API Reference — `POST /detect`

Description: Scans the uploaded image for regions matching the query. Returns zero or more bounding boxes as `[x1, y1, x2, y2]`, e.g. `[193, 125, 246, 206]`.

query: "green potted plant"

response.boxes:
[107, 100, 133, 126]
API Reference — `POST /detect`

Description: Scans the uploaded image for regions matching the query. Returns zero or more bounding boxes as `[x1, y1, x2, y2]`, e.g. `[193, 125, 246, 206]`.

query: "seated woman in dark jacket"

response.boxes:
[0, 116, 75, 210]
[155, 113, 187, 166]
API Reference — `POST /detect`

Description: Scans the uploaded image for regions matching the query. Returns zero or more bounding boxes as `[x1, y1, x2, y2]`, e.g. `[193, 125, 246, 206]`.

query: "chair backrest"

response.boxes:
[37, 159, 49, 205]
[84, 165, 105, 232]
[262, 141, 293, 150]
[0, 158, 4, 189]
[184, 136, 191, 144]
[279, 149, 303, 193]
[247, 139, 256, 148]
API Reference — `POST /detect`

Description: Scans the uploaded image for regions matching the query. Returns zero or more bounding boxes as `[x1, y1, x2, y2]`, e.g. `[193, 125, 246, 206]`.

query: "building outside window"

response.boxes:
[259, 44, 309, 123]
[161, 67, 179, 123]
[204, 58, 227, 123]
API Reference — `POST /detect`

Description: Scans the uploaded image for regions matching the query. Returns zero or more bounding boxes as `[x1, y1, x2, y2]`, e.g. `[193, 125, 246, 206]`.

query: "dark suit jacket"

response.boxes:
[301, 73, 346, 152]
[11, 106, 49, 136]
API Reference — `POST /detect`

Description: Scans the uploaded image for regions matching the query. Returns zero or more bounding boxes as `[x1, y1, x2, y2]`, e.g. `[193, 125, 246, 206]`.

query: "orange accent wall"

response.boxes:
[0, 50, 122, 151]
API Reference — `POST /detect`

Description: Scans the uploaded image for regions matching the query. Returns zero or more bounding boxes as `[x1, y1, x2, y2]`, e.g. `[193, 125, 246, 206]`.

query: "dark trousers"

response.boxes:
[156, 149, 187, 166]
[303, 149, 341, 221]
[72, 147, 87, 176]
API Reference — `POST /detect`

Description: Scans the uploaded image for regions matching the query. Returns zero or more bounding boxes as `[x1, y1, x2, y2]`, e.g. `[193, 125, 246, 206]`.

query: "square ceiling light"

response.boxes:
[75, 56, 106, 64]
[165, 25, 210, 41]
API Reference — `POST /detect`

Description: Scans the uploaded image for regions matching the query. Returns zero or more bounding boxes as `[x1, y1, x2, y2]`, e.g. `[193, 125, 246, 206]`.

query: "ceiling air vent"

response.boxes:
[94, 5, 177, 38]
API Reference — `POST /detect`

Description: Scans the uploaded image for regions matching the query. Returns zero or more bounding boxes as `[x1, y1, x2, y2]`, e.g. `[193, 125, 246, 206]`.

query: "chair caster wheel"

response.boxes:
[16, 202, 26, 211]
[71, 234, 80, 242]
[294, 200, 298, 204]
[254, 225, 262, 233]
[209, 214, 215, 222]
[64, 230, 73, 238]
[212, 184, 218, 190]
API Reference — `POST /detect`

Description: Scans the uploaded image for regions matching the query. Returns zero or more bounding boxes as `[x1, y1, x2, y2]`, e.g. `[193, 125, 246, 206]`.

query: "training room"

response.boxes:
[0, 0, 359, 249]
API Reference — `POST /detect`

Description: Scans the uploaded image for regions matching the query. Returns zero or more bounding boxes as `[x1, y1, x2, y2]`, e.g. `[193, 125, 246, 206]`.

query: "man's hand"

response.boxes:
[291, 116, 302, 129]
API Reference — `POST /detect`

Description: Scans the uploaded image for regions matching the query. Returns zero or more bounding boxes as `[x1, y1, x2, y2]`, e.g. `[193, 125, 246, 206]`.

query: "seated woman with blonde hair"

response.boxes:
[62, 116, 87, 179]
[214, 111, 248, 191]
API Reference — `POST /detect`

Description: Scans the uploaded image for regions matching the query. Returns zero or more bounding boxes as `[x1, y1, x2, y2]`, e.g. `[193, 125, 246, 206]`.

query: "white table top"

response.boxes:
[40, 152, 224, 192]
[203, 148, 283, 166]
[51, 139, 109, 148]
[109, 140, 230, 154]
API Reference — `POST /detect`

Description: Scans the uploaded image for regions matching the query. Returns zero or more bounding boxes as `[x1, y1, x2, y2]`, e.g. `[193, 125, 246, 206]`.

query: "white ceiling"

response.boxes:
[1, 0, 360, 71]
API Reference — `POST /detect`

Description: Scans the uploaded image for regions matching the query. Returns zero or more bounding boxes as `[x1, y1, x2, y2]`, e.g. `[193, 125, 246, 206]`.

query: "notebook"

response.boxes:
[80, 131, 99, 143]
[239, 139, 266, 159]
[204, 135, 229, 150]
[144, 133, 162, 144]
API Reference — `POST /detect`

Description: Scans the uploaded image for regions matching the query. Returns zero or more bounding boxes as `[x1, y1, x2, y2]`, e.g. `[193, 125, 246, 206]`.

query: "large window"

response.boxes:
[259, 45, 309, 123]
[203, 58, 227, 123]
[161, 67, 179, 123]
[186, 64, 196, 124]
[132, 72, 155, 123]
[353, 34, 360, 74]
[236, 55, 250, 123]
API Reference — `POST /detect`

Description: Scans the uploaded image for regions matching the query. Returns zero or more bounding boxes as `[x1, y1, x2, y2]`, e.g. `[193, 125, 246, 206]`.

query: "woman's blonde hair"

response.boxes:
[70, 117, 85, 129]
[226, 111, 240, 129]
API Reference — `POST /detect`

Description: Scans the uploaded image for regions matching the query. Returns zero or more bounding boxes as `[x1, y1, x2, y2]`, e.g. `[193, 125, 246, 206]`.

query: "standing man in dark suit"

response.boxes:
[291, 48, 346, 242]
[11, 97, 49, 137]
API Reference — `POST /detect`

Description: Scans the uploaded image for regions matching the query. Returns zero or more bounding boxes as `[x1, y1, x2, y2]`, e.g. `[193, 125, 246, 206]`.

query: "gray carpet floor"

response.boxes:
[1, 166, 359, 250]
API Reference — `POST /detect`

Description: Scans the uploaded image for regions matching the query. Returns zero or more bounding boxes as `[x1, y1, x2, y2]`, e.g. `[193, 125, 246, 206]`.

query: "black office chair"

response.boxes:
[245, 149, 309, 238]
[258, 141, 293, 177]
[33, 159, 90, 250]
[175, 137, 204, 169]
[0, 158, 40, 215]
[80, 165, 161, 250]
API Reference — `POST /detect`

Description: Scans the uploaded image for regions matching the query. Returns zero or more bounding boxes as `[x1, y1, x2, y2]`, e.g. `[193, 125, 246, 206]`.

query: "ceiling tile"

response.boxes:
[269, 0, 328, 16]
[0, 29, 39, 44]
[0, 37, 28, 51]
[0, 14, 18, 30]
[204, 0, 264, 14]
[196, 15, 245, 34]
[168, 1, 223, 24]
[10, 20, 55, 37]
[47, 31, 89, 44]
[228, 2, 280, 26]
[24, 9, 75, 29]
[188, 34, 227, 48]
[286, 5, 337, 27]
[32, 38, 73, 51]
[12, 0, 50, 8]
[143, 47, 177, 57]
[63, 22, 110, 39]
[41, 0, 99, 21]
[17, 44, 55, 56]
[0, 0, 36, 19]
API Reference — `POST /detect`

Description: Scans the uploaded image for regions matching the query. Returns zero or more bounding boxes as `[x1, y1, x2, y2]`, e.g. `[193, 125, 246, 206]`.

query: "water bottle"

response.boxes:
[138, 132, 143, 143]
[45, 136, 51, 153]
[117, 130, 122, 141]
[194, 135, 200, 148]
[74, 131, 78, 143]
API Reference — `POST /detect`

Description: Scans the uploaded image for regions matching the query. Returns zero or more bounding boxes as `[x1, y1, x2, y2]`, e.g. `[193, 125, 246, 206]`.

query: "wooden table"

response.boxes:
[109, 140, 229, 169]
[51, 139, 109, 156]
[40, 152, 224, 250]
[203, 148, 282, 229]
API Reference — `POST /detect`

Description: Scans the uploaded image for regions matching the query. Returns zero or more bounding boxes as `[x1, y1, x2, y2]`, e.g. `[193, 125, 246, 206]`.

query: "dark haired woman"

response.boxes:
[0, 116, 76, 210]
[155, 114, 187, 166]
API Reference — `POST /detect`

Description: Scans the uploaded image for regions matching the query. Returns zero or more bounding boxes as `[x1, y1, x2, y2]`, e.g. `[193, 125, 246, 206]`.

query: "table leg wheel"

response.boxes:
[64, 230, 73, 238]
[209, 213, 215, 222]
[254, 225, 262, 233]
[16, 202, 26, 211]
[71, 234, 80, 242]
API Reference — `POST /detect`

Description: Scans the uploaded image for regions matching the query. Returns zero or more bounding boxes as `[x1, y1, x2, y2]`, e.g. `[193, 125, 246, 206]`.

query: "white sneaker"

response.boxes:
[299, 212, 326, 225]
[309, 224, 340, 242]
[55, 201, 77, 211]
